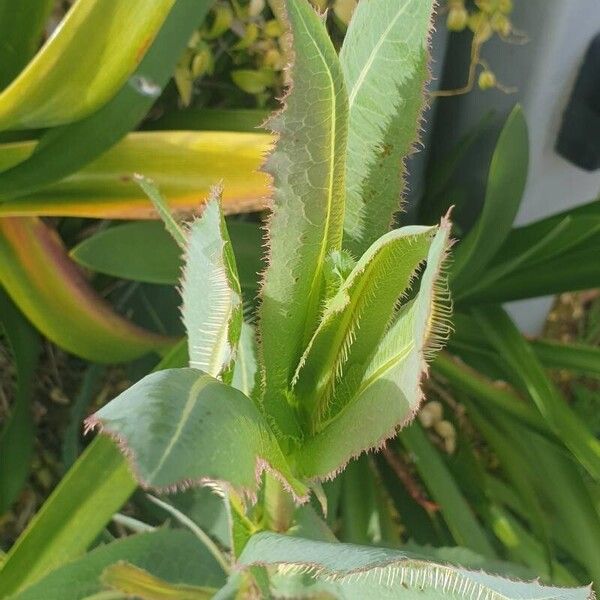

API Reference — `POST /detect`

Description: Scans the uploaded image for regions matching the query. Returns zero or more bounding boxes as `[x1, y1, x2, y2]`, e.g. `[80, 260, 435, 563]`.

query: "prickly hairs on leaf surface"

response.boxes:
[87, 0, 454, 502]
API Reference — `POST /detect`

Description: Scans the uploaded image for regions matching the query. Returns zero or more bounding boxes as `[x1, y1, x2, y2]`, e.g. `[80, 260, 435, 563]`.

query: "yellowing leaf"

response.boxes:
[0, 0, 175, 130]
[0, 217, 173, 362]
[0, 131, 271, 219]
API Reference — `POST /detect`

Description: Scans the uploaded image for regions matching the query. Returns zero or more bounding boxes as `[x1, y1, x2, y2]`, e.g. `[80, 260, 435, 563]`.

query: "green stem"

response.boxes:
[263, 473, 294, 533]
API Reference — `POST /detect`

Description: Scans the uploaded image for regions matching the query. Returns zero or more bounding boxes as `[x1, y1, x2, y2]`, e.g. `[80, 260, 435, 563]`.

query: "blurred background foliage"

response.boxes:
[0, 0, 599, 594]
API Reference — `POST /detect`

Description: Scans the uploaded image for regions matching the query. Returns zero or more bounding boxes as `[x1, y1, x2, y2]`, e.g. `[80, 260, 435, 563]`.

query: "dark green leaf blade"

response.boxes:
[452, 106, 529, 292]
[399, 424, 495, 558]
[472, 306, 600, 481]
[0, 291, 39, 514]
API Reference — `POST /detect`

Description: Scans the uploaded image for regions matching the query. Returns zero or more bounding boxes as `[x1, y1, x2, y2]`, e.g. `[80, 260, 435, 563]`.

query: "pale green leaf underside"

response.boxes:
[295, 220, 451, 479]
[182, 194, 242, 381]
[293, 225, 435, 429]
[340, 0, 436, 256]
[259, 0, 349, 440]
[238, 533, 593, 600]
[231, 322, 258, 397]
[87, 368, 308, 502]
[0, 0, 174, 131]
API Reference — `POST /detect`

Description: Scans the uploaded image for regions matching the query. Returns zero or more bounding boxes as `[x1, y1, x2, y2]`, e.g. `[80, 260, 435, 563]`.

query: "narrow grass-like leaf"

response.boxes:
[486, 198, 600, 270]
[134, 175, 187, 247]
[0, 131, 270, 218]
[466, 401, 600, 586]
[0, 0, 54, 90]
[0, 436, 136, 597]
[0, 0, 212, 199]
[434, 352, 552, 438]
[147, 108, 269, 132]
[529, 339, 600, 378]
[295, 221, 452, 479]
[340, 0, 436, 255]
[0, 342, 189, 597]
[293, 225, 436, 431]
[86, 368, 308, 502]
[0, 217, 173, 362]
[0, 292, 39, 514]
[0, 0, 174, 130]
[10, 530, 226, 600]
[472, 306, 600, 481]
[452, 106, 529, 292]
[259, 0, 349, 440]
[399, 424, 495, 558]
[181, 193, 243, 382]
[238, 533, 593, 599]
[462, 243, 600, 303]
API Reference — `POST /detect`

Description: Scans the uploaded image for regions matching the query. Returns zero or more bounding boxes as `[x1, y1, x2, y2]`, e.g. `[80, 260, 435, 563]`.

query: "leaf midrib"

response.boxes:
[347, 0, 412, 109]
[147, 375, 211, 482]
[293, 3, 341, 345]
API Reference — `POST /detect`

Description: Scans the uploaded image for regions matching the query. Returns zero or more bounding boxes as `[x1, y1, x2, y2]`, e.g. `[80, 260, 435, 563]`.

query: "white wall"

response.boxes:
[429, 1, 600, 333]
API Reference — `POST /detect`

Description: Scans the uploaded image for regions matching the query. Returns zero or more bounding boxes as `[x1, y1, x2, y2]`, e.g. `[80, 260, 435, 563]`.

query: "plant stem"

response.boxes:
[263, 473, 294, 533]
[147, 494, 230, 574]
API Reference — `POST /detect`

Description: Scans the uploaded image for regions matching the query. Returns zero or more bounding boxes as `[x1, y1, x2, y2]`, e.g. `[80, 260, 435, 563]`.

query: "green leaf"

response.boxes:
[462, 243, 600, 303]
[0, 131, 269, 218]
[0, 0, 211, 199]
[434, 352, 552, 439]
[295, 221, 452, 479]
[134, 175, 187, 247]
[456, 201, 600, 303]
[259, 0, 349, 440]
[10, 530, 226, 600]
[487, 198, 600, 270]
[101, 562, 216, 599]
[0, 0, 175, 131]
[87, 368, 308, 502]
[0, 217, 173, 362]
[146, 108, 269, 132]
[529, 339, 600, 378]
[339, 457, 380, 546]
[340, 0, 436, 255]
[451, 106, 529, 292]
[232, 323, 259, 397]
[61, 365, 105, 469]
[70, 218, 264, 299]
[181, 194, 243, 382]
[0, 341, 190, 597]
[71, 221, 183, 285]
[0, 292, 39, 514]
[398, 424, 495, 558]
[293, 225, 436, 432]
[472, 306, 600, 481]
[238, 533, 593, 599]
[0, 436, 136, 598]
[465, 401, 600, 586]
[402, 541, 536, 581]
[0, 0, 54, 90]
